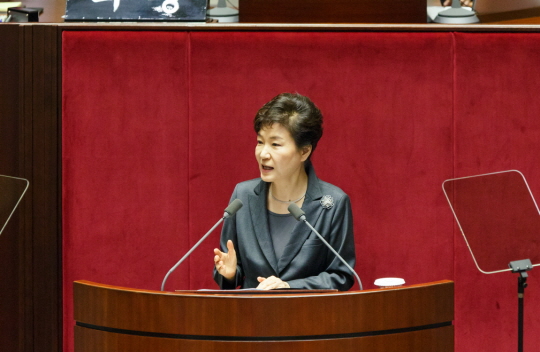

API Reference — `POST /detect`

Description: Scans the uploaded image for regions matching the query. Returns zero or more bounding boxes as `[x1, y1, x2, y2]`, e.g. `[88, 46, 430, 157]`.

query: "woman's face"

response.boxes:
[255, 123, 310, 184]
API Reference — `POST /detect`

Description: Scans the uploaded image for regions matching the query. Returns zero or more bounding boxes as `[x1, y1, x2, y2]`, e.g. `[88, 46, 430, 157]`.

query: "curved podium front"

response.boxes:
[73, 280, 454, 351]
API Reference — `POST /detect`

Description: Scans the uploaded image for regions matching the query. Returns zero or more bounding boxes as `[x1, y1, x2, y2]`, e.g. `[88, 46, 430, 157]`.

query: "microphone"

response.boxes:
[161, 199, 243, 291]
[224, 198, 243, 219]
[288, 203, 363, 290]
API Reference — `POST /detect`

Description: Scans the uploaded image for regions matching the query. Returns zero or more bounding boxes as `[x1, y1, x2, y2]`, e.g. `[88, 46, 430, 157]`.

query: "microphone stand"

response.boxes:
[288, 203, 363, 290]
[161, 217, 226, 291]
[509, 259, 533, 352]
[161, 199, 242, 291]
[302, 219, 363, 290]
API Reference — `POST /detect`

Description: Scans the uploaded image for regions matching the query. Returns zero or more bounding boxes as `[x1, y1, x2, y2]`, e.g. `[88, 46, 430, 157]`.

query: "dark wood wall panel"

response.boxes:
[24, 25, 62, 352]
[239, 0, 426, 23]
[0, 24, 23, 352]
[0, 24, 62, 352]
[20, 25, 35, 352]
[29, 24, 60, 352]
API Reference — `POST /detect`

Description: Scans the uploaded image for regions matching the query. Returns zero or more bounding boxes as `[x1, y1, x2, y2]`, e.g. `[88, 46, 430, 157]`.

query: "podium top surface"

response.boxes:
[75, 279, 452, 298]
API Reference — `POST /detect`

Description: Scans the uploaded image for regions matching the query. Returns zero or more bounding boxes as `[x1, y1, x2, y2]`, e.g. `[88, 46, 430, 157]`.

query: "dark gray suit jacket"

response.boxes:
[213, 164, 356, 291]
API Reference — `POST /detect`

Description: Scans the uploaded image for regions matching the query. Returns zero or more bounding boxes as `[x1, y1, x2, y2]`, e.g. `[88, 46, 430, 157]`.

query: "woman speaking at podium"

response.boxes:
[213, 93, 356, 291]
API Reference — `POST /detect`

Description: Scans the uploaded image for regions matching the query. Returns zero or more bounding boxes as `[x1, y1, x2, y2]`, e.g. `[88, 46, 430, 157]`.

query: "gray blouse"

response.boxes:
[267, 210, 297, 260]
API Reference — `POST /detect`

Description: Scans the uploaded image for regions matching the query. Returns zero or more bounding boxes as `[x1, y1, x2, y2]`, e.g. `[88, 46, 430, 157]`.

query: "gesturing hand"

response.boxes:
[214, 240, 237, 281]
[256, 276, 290, 290]
[442, 0, 474, 7]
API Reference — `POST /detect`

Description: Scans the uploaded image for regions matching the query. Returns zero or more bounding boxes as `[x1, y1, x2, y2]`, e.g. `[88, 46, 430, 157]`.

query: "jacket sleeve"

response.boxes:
[213, 185, 245, 289]
[286, 194, 356, 291]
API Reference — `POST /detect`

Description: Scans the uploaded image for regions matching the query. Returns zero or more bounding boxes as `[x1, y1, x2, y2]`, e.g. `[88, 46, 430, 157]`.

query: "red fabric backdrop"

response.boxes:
[62, 30, 540, 351]
[453, 33, 540, 351]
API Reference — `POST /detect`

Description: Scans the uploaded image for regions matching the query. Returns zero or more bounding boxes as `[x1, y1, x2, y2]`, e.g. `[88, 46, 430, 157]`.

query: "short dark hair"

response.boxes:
[253, 93, 323, 157]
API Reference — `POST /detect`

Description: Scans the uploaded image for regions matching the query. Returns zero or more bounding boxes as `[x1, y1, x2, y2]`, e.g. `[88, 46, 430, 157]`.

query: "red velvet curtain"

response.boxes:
[453, 32, 540, 352]
[62, 30, 540, 352]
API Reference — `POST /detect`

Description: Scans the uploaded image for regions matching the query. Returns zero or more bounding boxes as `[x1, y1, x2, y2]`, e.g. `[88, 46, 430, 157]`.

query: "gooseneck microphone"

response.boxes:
[288, 203, 363, 290]
[161, 199, 243, 291]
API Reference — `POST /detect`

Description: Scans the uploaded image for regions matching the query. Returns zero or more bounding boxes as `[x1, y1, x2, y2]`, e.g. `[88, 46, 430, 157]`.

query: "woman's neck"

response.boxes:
[267, 166, 308, 214]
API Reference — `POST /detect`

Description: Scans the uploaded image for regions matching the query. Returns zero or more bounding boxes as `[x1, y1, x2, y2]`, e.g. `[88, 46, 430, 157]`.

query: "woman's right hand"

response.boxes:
[442, 0, 474, 6]
[214, 240, 237, 281]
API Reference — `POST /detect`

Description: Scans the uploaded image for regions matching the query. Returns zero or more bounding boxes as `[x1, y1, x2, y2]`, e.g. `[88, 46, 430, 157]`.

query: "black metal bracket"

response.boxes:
[509, 259, 533, 279]
[508, 259, 533, 352]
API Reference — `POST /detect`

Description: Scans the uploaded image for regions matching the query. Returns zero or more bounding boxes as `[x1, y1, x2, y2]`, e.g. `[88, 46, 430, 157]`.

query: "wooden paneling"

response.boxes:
[478, 7, 540, 24]
[73, 280, 453, 352]
[0, 24, 62, 352]
[238, 0, 426, 23]
[74, 325, 454, 352]
[25, 25, 62, 352]
[0, 23, 23, 352]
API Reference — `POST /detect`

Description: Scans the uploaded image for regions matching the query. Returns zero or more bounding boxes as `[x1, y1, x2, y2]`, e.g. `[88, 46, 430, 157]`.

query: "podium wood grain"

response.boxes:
[74, 280, 454, 351]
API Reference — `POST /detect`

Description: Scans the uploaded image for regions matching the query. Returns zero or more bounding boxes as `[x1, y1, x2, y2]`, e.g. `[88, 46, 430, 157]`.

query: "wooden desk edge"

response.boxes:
[73, 279, 453, 298]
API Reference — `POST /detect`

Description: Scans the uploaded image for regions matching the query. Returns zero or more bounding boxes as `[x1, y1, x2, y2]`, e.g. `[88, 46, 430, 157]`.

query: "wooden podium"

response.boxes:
[73, 280, 454, 351]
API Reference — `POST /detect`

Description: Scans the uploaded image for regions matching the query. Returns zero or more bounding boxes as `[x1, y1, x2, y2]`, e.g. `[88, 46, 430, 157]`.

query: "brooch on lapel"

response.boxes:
[320, 195, 334, 209]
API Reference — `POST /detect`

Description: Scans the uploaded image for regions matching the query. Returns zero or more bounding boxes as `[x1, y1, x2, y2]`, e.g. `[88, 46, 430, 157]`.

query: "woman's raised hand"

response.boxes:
[214, 240, 237, 281]
[442, 0, 474, 6]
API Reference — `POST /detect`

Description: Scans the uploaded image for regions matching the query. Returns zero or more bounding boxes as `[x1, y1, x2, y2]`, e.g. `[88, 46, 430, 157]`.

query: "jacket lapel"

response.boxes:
[277, 163, 324, 274]
[248, 181, 279, 273]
